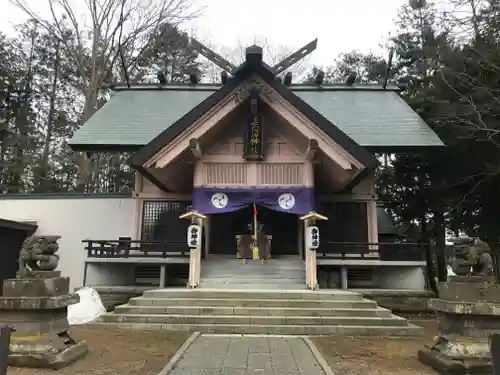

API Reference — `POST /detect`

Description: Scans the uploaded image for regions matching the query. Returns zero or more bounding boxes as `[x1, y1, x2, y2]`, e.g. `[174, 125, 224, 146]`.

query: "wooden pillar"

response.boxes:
[196, 216, 204, 286]
[298, 217, 303, 259]
[300, 212, 327, 290]
[367, 200, 379, 255]
[303, 220, 310, 288]
[133, 172, 143, 241]
[188, 237, 195, 288]
[307, 219, 318, 290]
[134, 199, 142, 241]
[180, 211, 207, 289]
[204, 215, 210, 258]
[187, 236, 202, 287]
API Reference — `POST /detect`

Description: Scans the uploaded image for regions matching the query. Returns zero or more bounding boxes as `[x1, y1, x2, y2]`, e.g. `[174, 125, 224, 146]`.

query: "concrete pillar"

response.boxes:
[159, 264, 166, 287]
[340, 267, 348, 289]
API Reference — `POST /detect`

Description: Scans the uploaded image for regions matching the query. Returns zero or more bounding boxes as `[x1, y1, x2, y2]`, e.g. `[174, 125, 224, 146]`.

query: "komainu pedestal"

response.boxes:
[0, 235, 88, 369]
[418, 276, 500, 374]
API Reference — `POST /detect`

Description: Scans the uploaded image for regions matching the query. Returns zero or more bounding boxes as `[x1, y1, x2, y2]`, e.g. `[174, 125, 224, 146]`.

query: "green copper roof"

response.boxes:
[295, 91, 443, 147]
[69, 84, 443, 150]
[70, 88, 216, 148]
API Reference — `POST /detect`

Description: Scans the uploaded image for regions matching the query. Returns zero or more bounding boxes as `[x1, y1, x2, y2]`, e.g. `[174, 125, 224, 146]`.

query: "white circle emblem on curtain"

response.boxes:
[278, 193, 295, 210]
[211, 193, 228, 209]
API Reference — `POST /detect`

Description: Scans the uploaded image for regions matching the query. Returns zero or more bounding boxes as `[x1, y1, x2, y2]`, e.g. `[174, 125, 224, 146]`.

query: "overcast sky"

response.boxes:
[1, 0, 408, 65]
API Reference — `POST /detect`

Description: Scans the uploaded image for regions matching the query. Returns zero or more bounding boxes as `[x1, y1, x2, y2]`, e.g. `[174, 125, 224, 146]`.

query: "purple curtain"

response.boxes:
[192, 187, 314, 215]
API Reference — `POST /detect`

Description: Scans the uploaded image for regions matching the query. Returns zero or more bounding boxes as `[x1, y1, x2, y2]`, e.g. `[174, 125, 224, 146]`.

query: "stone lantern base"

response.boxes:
[0, 271, 88, 369]
[418, 276, 500, 375]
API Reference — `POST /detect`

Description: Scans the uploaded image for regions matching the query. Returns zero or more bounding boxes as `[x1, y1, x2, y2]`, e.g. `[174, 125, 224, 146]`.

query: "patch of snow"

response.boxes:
[447, 265, 456, 277]
[67, 287, 107, 325]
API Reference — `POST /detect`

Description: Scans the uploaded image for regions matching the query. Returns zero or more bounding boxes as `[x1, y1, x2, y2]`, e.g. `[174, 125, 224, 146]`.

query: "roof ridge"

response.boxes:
[109, 83, 402, 92]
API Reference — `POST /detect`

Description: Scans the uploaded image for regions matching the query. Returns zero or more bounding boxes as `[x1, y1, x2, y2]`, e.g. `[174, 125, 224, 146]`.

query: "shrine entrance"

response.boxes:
[209, 205, 299, 256]
[126, 40, 380, 289]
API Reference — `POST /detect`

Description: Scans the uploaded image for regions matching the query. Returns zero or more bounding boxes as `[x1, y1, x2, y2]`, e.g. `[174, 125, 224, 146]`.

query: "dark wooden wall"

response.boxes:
[317, 202, 368, 250]
[0, 227, 28, 295]
[141, 201, 192, 242]
[140, 200, 192, 255]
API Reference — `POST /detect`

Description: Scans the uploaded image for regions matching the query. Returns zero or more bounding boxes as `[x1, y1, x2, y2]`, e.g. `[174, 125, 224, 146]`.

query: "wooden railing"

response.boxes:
[83, 239, 190, 258]
[317, 241, 426, 261]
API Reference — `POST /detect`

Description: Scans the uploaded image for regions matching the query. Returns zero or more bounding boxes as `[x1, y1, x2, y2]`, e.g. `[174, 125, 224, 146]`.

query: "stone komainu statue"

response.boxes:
[18, 235, 61, 274]
[450, 236, 494, 277]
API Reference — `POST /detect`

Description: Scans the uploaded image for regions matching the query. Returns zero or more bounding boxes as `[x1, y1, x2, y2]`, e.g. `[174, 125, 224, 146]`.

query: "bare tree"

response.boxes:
[10, 0, 202, 188]
[435, 0, 489, 41]
[201, 35, 312, 83]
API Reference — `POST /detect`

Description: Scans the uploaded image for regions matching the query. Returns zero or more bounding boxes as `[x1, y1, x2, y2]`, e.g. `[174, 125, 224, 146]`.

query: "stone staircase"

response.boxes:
[90, 290, 422, 335]
[88, 256, 422, 335]
[91, 259, 422, 336]
[199, 255, 306, 289]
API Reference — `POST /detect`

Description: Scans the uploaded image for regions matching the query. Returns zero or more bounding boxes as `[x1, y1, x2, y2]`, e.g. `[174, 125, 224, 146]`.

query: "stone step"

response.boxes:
[200, 278, 305, 284]
[202, 269, 303, 273]
[201, 275, 303, 279]
[201, 273, 304, 279]
[201, 265, 303, 273]
[201, 272, 305, 279]
[100, 313, 410, 326]
[202, 266, 304, 271]
[102, 299, 130, 311]
[141, 288, 363, 301]
[114, 305, 393, 317]
[203, 263, 302, 267]
[204, 263, 303, 266]
[200, 275, 306, 286]
[204, 258, 301, 264]
[199, 284, 306, 290]
[128, 297, 379, 308]
[202, 272, 305, 275]
[85, 322, 423, 336]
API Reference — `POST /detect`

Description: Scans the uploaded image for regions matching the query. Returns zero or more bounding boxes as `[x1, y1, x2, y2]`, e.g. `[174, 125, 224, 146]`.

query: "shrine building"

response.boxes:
[0, 40, 443, 295]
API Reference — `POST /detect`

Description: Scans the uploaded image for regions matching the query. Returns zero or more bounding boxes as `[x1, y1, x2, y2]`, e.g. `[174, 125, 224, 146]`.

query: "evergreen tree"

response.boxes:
[136, 23, 203, 84]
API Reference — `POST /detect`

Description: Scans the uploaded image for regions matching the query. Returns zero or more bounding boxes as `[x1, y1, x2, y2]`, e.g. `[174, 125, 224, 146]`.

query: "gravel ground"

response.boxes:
[8, 327, 189, 375]
[6, 320, 440, 375]
[312, 320, 439, 375]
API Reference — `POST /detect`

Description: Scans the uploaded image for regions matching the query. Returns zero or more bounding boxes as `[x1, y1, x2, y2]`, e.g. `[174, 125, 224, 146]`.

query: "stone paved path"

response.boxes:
[167, 335, 326, 375]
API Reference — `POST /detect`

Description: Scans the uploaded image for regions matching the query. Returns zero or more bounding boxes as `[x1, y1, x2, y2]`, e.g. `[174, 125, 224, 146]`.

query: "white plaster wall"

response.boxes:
[375, 266, 427, 290]
[0, 196, 136, 290]
[86, 263, 136, 286]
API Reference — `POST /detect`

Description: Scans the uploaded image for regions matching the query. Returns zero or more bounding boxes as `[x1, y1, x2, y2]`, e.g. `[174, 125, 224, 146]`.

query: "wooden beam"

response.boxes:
[189, 138, 202, 159]
[152, 95, 239, 168]
[272, 39, 318, 75]
[299, 211, 328, 221]
[179, 210, 207, 221]
[189, 38, 237, 73]
[305, 139, 318, 161]
[336, 168, 363, 192]
[136, 166, 171, 193]
[318, 194, 378, 202]
[147, 164, 185, 192]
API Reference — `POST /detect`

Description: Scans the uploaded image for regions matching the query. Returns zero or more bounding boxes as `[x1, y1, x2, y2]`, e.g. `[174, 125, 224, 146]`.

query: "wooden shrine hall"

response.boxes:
[69, 38, 443, 290]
